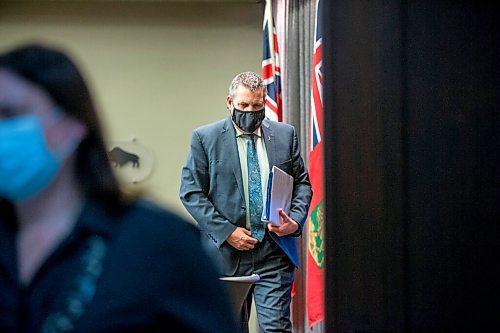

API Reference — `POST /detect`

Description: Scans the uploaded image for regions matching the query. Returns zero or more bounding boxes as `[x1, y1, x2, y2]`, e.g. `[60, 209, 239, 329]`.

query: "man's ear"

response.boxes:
[226, 95, 233, 111]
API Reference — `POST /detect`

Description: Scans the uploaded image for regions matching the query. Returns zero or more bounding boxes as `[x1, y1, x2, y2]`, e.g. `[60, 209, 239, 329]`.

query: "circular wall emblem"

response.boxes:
[107, 138, 154, 184]
[308, 202, 324, 268]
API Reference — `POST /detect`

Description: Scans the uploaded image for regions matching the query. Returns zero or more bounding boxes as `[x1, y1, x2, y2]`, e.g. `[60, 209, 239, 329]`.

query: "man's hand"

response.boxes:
[227, 227, 258, 250]
[267, 209, 300, 237]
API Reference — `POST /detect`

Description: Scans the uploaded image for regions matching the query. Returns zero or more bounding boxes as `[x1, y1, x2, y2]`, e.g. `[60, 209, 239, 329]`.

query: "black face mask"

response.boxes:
[232, 107, 266, 133]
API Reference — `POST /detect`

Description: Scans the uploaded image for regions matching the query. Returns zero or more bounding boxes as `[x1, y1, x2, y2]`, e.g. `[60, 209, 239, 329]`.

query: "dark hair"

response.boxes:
[0, 44, 126, 209]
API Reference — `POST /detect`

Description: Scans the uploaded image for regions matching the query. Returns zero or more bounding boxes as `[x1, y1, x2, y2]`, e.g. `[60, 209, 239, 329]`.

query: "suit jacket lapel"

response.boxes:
[262, 119, 277, 169]
[222, 117, 245, 202]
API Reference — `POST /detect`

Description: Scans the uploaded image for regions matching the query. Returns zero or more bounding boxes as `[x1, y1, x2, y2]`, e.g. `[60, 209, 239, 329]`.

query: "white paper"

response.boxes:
[264, 166, 293, 226]
[219, 273, 260, 283]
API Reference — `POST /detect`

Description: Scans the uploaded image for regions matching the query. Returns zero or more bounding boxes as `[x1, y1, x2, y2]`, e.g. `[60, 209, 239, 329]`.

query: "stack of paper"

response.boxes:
[263, 166, 294, 226]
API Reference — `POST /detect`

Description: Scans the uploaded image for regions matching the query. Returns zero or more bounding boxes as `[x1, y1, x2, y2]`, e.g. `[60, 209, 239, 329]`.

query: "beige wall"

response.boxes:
[1, 2, 264, 331]
[0, 0, 262, 220]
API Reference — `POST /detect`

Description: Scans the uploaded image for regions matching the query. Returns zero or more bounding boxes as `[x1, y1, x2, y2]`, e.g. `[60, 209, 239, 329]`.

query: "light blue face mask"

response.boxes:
[0, 114, 64, 202]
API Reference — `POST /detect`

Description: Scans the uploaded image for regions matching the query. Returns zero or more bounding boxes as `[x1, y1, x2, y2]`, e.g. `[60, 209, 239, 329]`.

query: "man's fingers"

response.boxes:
[268, 223, 281, 231]
[242, 228, 252, 236]
[246, 237, 258, 244]
[237, 234, 257, 250]
[240, 241, 255, 250]
[278, 209, 289, 220]
[244, 244, 255, 250]
[230, 228, 262, 250]
[268, 225, 283, 237]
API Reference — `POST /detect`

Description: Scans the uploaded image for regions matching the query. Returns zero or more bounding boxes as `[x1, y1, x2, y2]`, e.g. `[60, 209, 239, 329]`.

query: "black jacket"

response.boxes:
[0, 199, 238, 333]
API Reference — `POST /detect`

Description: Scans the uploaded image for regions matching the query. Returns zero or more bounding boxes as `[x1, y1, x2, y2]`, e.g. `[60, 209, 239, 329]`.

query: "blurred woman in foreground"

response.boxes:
[0, 44, 237, 333]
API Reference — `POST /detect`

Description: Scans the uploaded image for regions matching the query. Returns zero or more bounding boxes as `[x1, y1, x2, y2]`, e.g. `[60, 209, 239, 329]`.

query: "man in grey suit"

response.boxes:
[180, 72, 312, 333]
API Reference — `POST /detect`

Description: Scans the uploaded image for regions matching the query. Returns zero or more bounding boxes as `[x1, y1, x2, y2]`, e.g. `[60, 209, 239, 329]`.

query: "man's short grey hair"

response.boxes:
[229, 71, 267, 98]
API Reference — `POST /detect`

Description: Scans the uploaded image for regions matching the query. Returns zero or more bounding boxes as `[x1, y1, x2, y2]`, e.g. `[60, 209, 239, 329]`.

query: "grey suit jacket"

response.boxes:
[180, 117, 312, 276]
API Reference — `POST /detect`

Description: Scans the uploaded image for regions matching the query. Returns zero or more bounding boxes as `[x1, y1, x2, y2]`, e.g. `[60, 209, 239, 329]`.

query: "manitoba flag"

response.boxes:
[306, 0, 324, 327]
[262, 0, 282, 122]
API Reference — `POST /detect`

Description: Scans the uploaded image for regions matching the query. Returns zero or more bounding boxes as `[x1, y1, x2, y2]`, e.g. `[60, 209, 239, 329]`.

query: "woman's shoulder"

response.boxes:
[85, 198, 200, 246]
[120, 199, 198, 234]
